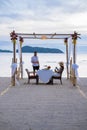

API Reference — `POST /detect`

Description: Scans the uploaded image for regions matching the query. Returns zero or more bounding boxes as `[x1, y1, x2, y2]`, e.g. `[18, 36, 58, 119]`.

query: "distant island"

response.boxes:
[17, 46, 64, 53]
[0, 46, 64, 53]
[0, 49, 12, 53]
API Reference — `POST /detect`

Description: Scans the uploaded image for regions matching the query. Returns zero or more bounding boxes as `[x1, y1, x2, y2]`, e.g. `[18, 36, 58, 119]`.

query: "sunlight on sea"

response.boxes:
[0, 53, 87, 77]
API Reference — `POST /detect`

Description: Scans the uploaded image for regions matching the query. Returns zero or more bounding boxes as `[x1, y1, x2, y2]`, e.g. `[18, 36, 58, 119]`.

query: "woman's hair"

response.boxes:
[59, 62, 64, 67]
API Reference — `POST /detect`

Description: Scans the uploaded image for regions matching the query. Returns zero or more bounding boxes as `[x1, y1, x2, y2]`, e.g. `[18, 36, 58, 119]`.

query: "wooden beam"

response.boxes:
[22, 36, 70, 39]
[16, 33, 80, 36]
[16, 32, 80, 40]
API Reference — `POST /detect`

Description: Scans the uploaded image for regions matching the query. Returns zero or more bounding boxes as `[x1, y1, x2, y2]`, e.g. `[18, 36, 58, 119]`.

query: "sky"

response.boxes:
[0, 0, 87, 50]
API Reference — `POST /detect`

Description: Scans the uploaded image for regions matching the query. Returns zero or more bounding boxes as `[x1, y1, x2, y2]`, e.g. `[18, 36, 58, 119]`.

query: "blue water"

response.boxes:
[0, 52, 87, 77]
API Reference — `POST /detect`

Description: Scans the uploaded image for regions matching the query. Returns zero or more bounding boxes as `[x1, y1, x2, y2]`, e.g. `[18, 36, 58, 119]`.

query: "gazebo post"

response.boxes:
[10, 30, 17, 86]
[12, 42, 16, 86]
[19, 37, 24, 79]
[72, 32, 77, 86]
[73, 42, 77, 86]
[64, 38, 69, 79]
[70, 57, 72, 81]
[73, 42, 76, 64]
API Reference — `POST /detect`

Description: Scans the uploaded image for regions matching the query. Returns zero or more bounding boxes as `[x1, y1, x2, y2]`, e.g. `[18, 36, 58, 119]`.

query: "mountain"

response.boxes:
[0, 49, 12, 53]
[0, 46, 64, 53]
[18, 46, 64, 53]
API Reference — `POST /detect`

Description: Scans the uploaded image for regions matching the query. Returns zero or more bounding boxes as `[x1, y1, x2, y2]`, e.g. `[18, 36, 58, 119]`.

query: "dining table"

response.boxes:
[37, 69, 54, 83]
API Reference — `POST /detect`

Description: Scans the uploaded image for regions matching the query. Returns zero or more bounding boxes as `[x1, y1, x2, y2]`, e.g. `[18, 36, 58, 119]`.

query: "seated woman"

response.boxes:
[47, 62, 64, 84]
[53, 61, 64, 76]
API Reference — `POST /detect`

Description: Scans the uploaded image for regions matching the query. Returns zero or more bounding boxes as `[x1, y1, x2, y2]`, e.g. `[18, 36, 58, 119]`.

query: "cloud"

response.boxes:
[0, 0, 87, 43]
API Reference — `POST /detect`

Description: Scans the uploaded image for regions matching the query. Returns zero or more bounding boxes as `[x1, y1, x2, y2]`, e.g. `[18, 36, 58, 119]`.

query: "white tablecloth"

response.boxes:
[37, 69, 54, 83]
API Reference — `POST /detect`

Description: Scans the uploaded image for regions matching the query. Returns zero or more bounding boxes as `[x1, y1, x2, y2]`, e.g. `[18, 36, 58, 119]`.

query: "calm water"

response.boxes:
[0, 52, 87, 77]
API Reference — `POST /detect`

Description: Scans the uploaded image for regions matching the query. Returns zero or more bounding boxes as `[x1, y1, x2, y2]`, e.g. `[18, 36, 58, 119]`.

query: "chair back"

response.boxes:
[60, 67, 64, 76]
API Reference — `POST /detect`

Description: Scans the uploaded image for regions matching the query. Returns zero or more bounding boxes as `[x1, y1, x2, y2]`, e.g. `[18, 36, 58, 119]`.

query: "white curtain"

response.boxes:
[72, 63, 79, 80]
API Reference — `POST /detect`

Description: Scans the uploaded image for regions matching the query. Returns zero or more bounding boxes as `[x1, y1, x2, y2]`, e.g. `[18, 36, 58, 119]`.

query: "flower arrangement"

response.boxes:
[47, 66, 51, 69]
[72, 31, 77, 45]
[64, 38, 68, 44]
[10, 30, 18, 44]
[19, 36, 24, 47]
[44, 65, 51, 70]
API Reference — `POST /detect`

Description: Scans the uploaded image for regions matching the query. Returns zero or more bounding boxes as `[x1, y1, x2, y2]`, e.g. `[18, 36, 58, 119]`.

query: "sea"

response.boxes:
[0, 51, 87, 78]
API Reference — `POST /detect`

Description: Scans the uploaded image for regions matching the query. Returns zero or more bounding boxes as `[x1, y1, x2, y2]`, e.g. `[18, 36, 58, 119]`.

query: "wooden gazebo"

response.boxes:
[10, 31, 80, 86]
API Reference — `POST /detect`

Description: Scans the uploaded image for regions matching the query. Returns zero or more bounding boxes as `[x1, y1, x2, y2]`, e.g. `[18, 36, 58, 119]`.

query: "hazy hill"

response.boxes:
[0, 46, 64, 53]
[18, 46, 64, 53]
[0, 49, 12, 53]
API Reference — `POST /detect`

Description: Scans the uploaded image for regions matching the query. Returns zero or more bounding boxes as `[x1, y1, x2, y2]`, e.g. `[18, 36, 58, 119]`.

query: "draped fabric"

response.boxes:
[11, 63, 20, 86]
[72, 64, 79, 80]
[11, 63, 17, 76]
